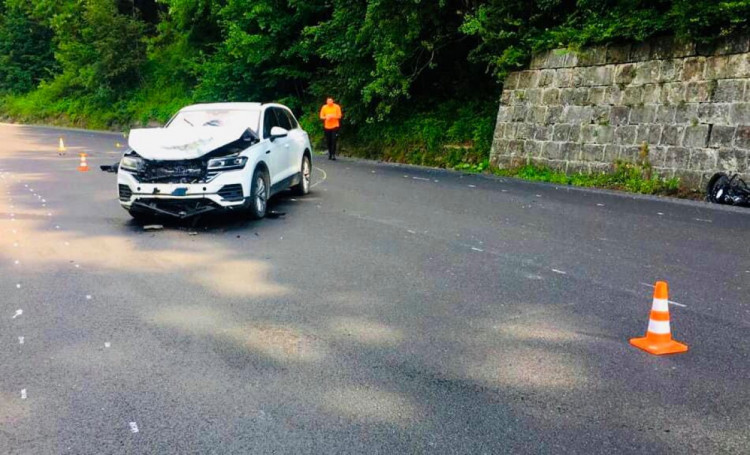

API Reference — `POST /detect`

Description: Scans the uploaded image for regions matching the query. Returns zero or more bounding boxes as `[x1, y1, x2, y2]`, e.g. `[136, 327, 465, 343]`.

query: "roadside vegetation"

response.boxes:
[0, 1, 748, 195]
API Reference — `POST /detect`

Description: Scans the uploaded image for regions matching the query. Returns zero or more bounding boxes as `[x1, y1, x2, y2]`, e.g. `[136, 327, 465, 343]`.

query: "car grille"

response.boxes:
[218, 184, 244, 202]
[119, 184, 132, 201]
[138, 159, 207, 183]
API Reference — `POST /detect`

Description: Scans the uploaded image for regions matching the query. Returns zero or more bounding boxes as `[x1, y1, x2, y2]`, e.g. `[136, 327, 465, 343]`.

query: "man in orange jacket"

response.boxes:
[319, 97, 342, 160]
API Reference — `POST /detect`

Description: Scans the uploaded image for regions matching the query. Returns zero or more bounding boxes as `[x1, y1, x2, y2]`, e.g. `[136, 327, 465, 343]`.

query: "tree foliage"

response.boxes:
[1, 0, 749, 155]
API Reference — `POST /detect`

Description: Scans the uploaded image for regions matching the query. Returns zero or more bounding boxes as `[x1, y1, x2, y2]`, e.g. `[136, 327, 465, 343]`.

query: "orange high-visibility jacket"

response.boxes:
[320, 103, 342, 130]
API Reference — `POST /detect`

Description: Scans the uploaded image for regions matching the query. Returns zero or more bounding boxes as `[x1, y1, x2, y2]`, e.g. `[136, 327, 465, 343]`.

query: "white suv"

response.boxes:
[117, 103, 312, 220]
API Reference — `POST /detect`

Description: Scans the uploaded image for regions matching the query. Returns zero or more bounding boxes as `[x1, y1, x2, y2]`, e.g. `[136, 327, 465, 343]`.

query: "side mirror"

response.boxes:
[269, 126, 288, 141]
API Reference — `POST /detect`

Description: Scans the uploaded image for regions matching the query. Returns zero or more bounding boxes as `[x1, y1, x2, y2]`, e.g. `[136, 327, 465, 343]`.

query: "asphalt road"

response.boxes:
[1, 123, 749, 454]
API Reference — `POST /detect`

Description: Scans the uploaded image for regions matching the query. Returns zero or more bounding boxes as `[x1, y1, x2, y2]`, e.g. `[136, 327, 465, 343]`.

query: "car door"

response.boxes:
[280, 108, 306, 175]
[270, 107, 297, 180]
[261, 107, 287, 185]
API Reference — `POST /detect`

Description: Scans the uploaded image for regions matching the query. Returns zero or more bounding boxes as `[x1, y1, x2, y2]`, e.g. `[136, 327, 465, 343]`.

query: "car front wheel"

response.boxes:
[293, 155, 311, 196]
[249, 167, 269, 219]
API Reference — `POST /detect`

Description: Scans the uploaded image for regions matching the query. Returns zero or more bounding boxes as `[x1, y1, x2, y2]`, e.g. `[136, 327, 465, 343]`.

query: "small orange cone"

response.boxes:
[78, 153, 90, 172]
[630, 281, 688, 355]
[58, 137, 66, 155]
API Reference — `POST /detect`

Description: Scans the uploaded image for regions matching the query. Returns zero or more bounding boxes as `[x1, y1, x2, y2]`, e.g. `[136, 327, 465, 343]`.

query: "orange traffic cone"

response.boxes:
[78, 153, 90, 172]
[630, 281, 688, 355]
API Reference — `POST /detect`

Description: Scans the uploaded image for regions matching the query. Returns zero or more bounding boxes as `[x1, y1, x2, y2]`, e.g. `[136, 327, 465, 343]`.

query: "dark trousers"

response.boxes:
[325, 128, 339, 158]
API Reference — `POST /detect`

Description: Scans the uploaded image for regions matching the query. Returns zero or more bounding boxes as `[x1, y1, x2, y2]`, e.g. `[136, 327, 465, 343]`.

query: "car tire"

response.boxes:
[249, 167, 269, 219]
[292, 155, 311, 196]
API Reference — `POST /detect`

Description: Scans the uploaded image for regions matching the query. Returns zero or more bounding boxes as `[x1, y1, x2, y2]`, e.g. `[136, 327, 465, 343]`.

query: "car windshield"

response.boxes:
[167, 109, 260, 133]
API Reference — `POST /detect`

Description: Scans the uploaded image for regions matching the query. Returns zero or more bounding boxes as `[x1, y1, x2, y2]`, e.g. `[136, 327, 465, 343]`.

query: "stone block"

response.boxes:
[659, 59, 683, 82]
[615, 63, 637, 85]
[500, 90, 513, 106]
[610, 106, 631, 126]
[530, 52, 547, 70]
[606, 44, 631, 64]
[634, 61, 661, 85]
[534, 125, 553, 141]
[527, 106, 547, 124]
[705, 54, 749, 80]
[581, 144, 605, 161]
[636, 124, 663, 145]
[538, 70, 556, 87]
[567, 162, 590, 174]
[688, 149, 718, 171]
[543, 141, 563, 159]
[546, 50, 574, 68]
[629, 42, 651, 62]
[650, 36, 675, 60]
[642, 84, 662, 104]
[686, 81, 711, 103]
[676, 170, 704, 188]
[674, 103, 698, 124]
[622, 86, 644, 105]
[560, 142, 582, 160]
[504, 72, 519, 90]
[661, 126, 685, 146]
[614, 126, 637, 145]
[592, 106, 611, 125]
[511, 90, 526, 105]
[524, 88, 542, 104]
[712, 79, 745, 102]
[516, 123, 535, 140]
[730, 103, 750, 124]
[714, 35, 750, 55]
[594, 125, 614, 144]
[503, 123, 517, 139]
[717, 149, 749, 172]
[736, 126, 750, 150]
[545, 106, 563, 124]
[542, 88, 560, 105]
[508, 140, 525, 156]
[560, 88, 587, 105]
[662, 82, 686, 104]
[629, 105, 656, 124]
[606, 85, 623, 104]
[554, 68, 573, 88]
[569, 125, 581, 142]
[683, 57, 706, 81]
[620, 146, 642, 162]
[580, 125, 596, 143]
[697, 103, 731, 125]
[552, 124, 572, 142]
[587, 87, 607, 105]
[683, 125, 710, 148]
[548, 160, 568, 172]
[655, 105, 676, 123]
[519, 71, 542, 89]
[496, 106, 512, 123]
[672, 38, 697, 58]
[745, 81, 750, 102]
[590, 65, 614, 86]
[648, 146, 668, 166]
[708, 125, 736, 148]
[563, 105, 593, 124]
[577, 46, 607, 66]
[512, 105, 528, 122]
[663, 147, 690, 168]
[524, 140, 544, 158]
[602, 144, 621, 162]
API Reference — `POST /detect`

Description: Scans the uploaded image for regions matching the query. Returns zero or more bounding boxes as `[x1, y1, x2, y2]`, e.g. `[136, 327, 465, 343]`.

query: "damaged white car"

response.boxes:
[117, 102, 312, 220]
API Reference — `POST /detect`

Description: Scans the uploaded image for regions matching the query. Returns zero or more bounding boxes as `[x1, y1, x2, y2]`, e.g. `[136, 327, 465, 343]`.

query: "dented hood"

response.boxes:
[128, 124, 249, 160]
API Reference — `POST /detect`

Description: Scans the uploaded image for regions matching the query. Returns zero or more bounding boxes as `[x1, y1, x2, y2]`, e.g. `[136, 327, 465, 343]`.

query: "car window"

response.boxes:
[263, 108, 278, 138]
[273, 108, 292, 130]
[284, 109, 299, 129]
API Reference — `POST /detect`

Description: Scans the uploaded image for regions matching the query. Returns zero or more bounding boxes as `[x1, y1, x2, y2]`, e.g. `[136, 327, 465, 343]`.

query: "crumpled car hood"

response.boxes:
[128, 124, 249, 160]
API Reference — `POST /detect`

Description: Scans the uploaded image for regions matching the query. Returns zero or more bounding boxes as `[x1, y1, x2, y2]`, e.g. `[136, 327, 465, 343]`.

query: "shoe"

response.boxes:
[332, 156, 337, 161]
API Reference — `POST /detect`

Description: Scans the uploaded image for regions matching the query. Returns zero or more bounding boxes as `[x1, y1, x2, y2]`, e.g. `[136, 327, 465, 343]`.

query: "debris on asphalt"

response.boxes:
[143, 224, 164, 231]
[188, 231, 198, 236]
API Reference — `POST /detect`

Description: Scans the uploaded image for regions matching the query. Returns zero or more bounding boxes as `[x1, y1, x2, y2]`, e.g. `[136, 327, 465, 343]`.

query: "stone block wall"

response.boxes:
[490, 36, 750, 188]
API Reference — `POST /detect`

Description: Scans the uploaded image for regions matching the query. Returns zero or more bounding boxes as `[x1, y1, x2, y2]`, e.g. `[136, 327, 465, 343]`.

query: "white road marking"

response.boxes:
[13, 309, 22, 319]
[19, 336, 24, 344]
[433, 180, 439, 183]
[16, 283, 21, 289]
[129, 422, 139, 433]
[105, 342, 111, 348]
[694, 218, 712, 223]
[535, 194, 542, 197]
[657, 212, 664, 216]
[468, 184, 476, 188]
[551, 269, 567, 275]
[85, 295, 92, 300]
[597, 203, 605, 207]
[310, 167, 327, 189]
[471, 247, 484, 252]
[412, 177, 430, 181]
[21, 389, 26, 400]
[14, 260, 19, 265]
[407, 230, 416, 234]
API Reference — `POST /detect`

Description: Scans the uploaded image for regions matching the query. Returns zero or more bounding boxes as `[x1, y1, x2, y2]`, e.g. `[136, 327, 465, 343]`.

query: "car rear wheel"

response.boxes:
[249, 167, 269, 219]
[293, 155, 311, 196]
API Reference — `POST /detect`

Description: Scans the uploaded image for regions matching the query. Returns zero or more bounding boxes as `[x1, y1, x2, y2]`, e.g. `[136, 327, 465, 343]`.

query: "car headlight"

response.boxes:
[120, 156, 143, 172]
[207, 156, 248, 171]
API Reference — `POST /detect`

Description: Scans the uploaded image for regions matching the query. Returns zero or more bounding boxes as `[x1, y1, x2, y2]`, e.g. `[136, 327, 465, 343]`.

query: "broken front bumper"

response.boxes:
[117, 171, 249, 218]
